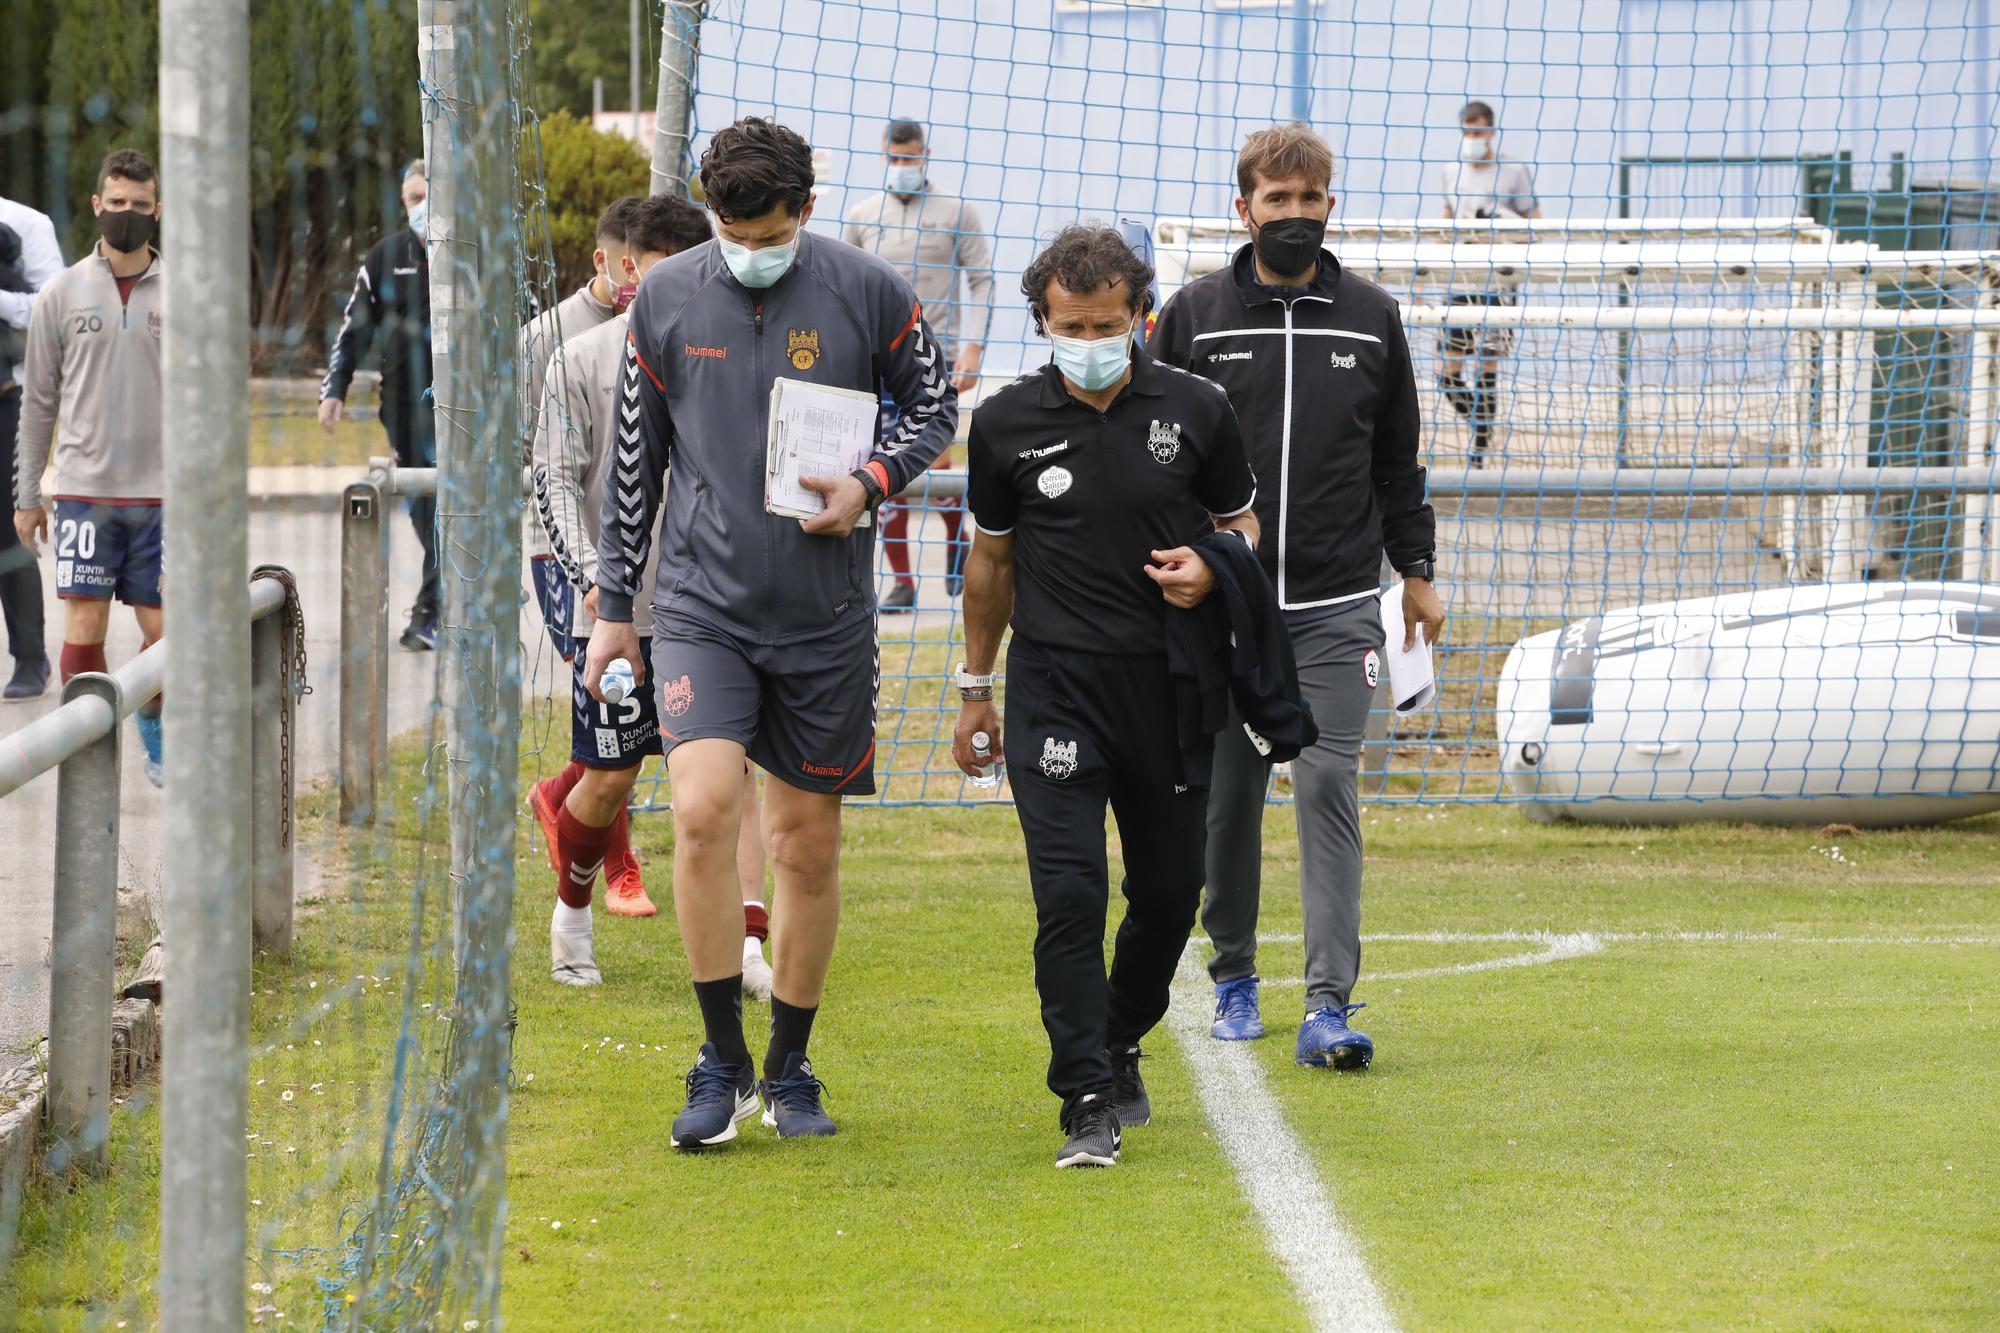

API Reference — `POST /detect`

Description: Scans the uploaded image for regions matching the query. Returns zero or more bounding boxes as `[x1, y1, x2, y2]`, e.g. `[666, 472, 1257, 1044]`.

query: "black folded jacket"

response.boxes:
[1164, 531, 1320, 786]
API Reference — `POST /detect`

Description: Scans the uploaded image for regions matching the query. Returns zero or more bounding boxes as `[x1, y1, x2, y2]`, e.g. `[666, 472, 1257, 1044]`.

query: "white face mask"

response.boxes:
[717, 233, 798, 288]
[1049, 325, 1136, 392]
[1459, 134, 1490, 162]
[885, 162, 925, 194]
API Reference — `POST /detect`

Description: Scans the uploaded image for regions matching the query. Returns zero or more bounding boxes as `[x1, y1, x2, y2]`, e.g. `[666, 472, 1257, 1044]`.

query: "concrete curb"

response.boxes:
[0, 1057, 46, 1272]
[0, 984, 163, 1272]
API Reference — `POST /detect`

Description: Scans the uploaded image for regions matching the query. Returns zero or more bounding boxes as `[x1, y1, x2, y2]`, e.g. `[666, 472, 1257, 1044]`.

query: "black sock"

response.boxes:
[764, 997, 819, 1082]
[693, 976, 751, 1069]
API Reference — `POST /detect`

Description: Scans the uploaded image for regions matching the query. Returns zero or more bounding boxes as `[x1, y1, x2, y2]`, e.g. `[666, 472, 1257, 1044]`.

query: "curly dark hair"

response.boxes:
[629, 194, 713, 258]
[1019, 225, 1154, 335]
[698, 117, 815, 223]
[98, 147, 158, 193]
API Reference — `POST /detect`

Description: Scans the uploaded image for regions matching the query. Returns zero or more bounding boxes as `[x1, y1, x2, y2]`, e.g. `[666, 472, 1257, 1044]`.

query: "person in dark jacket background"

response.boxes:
[317, 160, 439, 650]
[1150, 124, 1444, 1071]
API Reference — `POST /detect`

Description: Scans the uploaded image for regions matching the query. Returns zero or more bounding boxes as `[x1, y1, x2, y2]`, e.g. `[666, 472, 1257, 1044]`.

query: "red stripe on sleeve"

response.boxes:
[887, 300, 922, 352]
[628, 331, 665, 391]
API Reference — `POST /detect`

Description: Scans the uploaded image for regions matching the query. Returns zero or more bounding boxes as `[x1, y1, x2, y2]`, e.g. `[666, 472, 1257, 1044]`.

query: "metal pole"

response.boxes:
[249, 585, 294, 954]
[158, 0, 252, 1324]
[432, 0, 521, 1317]
[338, 478, 389, 825]
[46, 672, 122, 1175]
[630, 0, 643, 148]
[651, 1, 706, 196]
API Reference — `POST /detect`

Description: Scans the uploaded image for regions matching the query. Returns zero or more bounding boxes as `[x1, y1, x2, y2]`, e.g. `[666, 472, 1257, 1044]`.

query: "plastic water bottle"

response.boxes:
[601, 658, 636, 705]
[969, 730, 1003, 791]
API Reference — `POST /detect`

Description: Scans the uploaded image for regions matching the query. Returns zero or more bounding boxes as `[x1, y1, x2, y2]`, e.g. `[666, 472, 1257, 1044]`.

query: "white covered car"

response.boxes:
[1496, 582, 2000, 826]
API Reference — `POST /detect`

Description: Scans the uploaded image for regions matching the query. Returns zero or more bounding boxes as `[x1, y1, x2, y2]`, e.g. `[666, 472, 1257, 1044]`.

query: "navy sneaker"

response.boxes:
[1296, 1003, 1373, 1071]
[670, 1044, 758, 1151]
[1056, 1091, 1120, 1169]
[134, 712, 165, 788]
[1107, 1044, 1150, 1128]
[1210, 976, 1265, 1041]
[758, 1052, 837, 1139]
[400, 610, 437, 652]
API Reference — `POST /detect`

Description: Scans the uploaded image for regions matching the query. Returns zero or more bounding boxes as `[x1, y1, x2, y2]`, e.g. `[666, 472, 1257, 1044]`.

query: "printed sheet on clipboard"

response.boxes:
[764, 377, 879, 528]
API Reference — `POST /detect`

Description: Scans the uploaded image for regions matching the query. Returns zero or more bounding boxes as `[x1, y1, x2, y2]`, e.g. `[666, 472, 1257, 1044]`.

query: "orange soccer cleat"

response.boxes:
[527, 775, 567, 875]
[603, 810, 656, 917]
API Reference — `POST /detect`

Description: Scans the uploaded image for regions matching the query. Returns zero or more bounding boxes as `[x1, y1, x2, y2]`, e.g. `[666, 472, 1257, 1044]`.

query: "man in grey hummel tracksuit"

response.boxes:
[1151, 124, 1445, 1071]
[582, 118, 957, 1150]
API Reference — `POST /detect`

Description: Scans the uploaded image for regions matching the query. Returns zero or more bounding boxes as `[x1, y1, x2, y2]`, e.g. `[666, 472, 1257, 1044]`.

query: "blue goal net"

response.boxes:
[619, 0, 2000, 817]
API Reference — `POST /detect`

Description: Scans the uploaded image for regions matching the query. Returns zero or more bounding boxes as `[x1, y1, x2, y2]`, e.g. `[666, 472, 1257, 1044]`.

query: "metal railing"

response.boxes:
[0, 568, 302, 1176]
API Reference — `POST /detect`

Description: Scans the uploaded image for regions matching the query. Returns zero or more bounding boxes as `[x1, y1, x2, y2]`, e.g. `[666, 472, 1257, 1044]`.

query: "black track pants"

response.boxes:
[1004, 636, 1207, 1108]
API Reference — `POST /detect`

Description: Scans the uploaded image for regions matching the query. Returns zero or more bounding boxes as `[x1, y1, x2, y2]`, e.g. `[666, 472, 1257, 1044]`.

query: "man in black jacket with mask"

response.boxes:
[317, 160, 439, 650]
[1150, 124, 1444, 1071]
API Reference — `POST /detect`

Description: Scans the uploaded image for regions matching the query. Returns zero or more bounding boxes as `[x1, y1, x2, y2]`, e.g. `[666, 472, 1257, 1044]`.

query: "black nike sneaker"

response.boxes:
[1107, 1044, 1150, 1128]
[1056, 1090, 1121, 1169]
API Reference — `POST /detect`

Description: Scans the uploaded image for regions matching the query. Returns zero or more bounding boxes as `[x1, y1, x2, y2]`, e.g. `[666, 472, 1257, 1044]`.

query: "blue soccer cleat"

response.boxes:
[134, 712, 164, 788]
[758, 1051, 838, 1139]
[670, 1044, 758, 1150]
[1210, 976, 1265, 1041]
[1296, 1003, 1373, 1071]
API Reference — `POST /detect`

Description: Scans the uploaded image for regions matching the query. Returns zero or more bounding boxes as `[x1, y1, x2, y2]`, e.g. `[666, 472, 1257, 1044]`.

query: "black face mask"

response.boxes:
[99, 209, 156, 255]
[1250, 214, 1326, 279]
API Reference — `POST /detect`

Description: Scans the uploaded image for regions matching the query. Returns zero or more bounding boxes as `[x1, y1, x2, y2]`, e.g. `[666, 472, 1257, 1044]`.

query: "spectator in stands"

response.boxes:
[318, 160, 440, 650]
[522, 195, 642, 656]
[0, 195, 63, 699]
[12, 150, 169, 782]
[844, 118, 993, 609]
[1437, 98, 1539, 466]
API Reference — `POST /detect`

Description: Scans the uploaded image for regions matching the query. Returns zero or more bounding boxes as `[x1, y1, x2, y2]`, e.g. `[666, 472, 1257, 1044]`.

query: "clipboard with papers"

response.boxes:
[764, 376, 879, 528]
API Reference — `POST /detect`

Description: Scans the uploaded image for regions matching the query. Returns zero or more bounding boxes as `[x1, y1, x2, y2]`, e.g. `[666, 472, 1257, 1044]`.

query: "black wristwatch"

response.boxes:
[849, 466, 887, 512]
[1397, 560, 1435, 581]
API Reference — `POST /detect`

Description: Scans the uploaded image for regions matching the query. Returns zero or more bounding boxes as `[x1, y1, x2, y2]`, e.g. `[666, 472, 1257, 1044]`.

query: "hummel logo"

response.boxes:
[1022, 441, 1069, 460]
[1330, 351, 1357, 370]
[1208, 350, 1252, 363]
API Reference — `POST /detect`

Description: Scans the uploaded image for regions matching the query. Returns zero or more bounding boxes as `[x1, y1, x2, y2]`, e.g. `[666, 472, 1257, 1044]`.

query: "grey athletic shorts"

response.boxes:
[648, 608, 879, 796]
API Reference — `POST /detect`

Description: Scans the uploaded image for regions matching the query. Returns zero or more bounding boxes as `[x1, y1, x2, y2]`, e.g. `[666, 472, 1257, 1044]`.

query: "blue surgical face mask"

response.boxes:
[1049, 325, 1135, 392]
[885, 162, 925, 194]
[406, 198, 429, 236]
[1459, 133, 1490, 162]
[717, 233, 798, 288]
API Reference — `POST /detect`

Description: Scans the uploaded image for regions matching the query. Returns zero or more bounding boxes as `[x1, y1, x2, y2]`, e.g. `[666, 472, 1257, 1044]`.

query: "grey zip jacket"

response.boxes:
[596, 231, 958, 642]
[519, 281, 617, 560]
[531, 311, 662, 639]
[15, 246, 164, 508]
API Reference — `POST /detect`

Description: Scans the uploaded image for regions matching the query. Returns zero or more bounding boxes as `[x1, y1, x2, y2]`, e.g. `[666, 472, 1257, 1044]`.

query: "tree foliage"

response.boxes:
[4, 0, 422, 372]
[521, 110, 650, 297]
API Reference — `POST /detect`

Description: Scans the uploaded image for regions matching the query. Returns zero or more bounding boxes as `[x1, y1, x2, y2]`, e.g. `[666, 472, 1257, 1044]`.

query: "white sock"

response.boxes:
[742, 935, 766, 964]
[553, 900, 592, 935]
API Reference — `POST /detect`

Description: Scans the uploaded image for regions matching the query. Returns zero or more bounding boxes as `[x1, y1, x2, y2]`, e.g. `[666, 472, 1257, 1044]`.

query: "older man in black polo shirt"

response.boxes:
[954, 225, 1260, 1170]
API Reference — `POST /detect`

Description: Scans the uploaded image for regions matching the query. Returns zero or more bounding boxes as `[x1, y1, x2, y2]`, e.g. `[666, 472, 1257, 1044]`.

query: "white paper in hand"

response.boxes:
[765, 377, 879, 528]
[1377, 582, 1437, 714]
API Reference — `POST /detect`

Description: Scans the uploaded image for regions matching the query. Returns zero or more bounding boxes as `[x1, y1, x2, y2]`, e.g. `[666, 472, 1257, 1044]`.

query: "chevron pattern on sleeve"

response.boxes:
[610, 337, 650, 599]
[883, 314, 949, 456]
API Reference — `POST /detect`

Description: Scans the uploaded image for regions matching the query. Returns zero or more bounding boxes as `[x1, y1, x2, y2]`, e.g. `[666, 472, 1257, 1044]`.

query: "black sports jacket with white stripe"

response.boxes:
[320, 228, 430, 409]
[595, 230, 958, 642]
[1149, 244, 1434, 612]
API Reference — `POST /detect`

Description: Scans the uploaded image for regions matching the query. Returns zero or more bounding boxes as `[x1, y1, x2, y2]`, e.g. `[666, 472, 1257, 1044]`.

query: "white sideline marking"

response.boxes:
[1235, 931, 2000, 948]
[1260, 931, 1606, 987]
[1168, 946, 1400, 1333]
